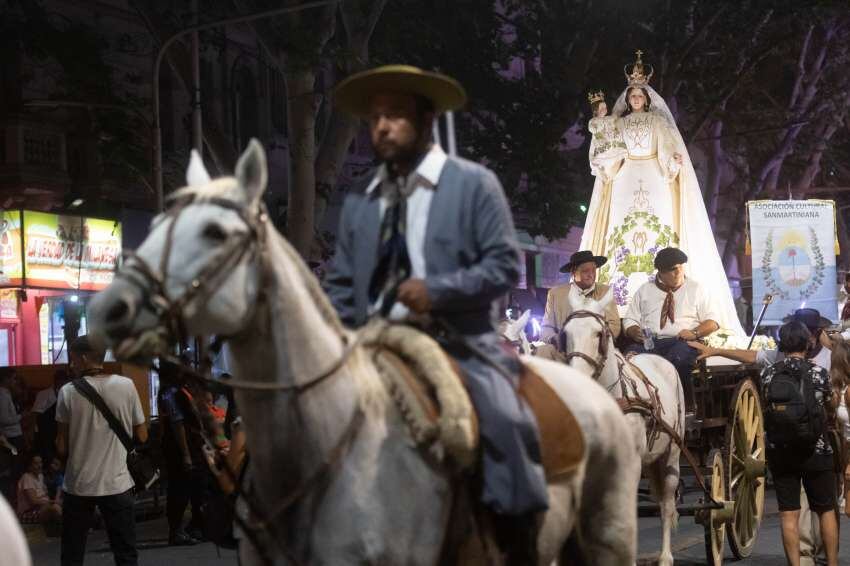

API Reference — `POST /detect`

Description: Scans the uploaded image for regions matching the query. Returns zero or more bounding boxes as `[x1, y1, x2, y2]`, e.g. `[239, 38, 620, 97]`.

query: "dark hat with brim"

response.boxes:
[333, 65, 468, 117]
[782, 308, 832, 330]
[560, 250, 608, 273]
[654, 247, 688, 271]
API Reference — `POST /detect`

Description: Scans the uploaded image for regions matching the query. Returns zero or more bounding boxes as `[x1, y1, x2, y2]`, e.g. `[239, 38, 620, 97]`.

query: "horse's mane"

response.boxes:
[270, 230, 346, 335]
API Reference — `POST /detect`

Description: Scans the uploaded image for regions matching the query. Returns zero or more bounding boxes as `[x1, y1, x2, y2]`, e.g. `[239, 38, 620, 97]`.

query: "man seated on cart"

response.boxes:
[622, 247, 719, 413]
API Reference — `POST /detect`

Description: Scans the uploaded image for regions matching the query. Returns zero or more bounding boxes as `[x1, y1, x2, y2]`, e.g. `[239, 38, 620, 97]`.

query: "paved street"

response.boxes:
[638, 484, 850, 565]
[25, 487, 850, 565]
[28, 512, 238, 566]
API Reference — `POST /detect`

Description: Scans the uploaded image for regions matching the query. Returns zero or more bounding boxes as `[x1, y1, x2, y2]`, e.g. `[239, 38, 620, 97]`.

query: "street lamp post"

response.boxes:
[152, 0, 339, 211]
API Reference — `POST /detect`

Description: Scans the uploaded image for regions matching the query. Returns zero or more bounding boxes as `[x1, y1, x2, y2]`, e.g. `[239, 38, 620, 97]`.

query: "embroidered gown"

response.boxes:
[580, 109, 744, 335]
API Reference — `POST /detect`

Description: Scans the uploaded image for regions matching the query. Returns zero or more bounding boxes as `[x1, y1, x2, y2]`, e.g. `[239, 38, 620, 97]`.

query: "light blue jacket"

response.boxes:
[324, 154, 520, 335]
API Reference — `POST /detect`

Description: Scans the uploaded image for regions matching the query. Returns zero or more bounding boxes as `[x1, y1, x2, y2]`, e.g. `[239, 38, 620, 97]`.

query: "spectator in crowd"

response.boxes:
[16, 453, 61, 525]
[157, 360, 206, 545]
[31, 369, 70, 463]
[762, 322, 838, 566]
[829, 337, 850, 518]
[44, 456, 65, 500]
[0, 367, 23, 502]
[204, 391, 229, 452]
[56, 336, 147, 566]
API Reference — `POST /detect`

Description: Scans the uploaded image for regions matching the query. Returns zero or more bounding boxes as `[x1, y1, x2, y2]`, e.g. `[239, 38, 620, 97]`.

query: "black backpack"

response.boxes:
[763, 359, 825, 451]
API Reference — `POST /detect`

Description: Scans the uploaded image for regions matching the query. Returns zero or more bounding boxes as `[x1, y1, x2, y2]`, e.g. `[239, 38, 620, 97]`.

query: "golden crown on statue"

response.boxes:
[587, 90, 605, 105]
[623, 50, 654, 86]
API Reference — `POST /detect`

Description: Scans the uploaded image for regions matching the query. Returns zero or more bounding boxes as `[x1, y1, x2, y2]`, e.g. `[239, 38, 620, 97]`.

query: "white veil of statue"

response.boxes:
[580, 53, 744, 336]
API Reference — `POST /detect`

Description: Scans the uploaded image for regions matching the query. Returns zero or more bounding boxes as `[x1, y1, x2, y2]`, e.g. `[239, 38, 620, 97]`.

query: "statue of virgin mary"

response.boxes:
[580, 51, 744, 335]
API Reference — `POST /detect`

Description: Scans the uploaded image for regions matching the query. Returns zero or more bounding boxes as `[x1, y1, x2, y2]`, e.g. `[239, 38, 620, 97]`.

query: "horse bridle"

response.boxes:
[115, 192, 362, 566]
[561, 310, 613, 381]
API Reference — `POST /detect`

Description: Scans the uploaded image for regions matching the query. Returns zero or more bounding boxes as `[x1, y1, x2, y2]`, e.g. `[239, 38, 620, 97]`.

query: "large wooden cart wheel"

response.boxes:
[724, 378, 766, 558]
[702, 449, 727, 566]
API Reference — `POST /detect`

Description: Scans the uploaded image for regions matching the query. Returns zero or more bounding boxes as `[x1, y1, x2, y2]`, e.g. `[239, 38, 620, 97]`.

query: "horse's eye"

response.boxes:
[202, 223, 228, 243]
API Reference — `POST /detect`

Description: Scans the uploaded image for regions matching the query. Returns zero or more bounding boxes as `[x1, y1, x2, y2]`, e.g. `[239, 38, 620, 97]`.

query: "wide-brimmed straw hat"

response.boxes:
[333, 64, 467, 117]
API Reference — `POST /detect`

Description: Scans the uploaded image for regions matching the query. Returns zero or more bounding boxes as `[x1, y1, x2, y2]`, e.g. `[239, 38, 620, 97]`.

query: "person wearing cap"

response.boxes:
[623, 247, 720, 412]
[536, 250, 621, 362]
[324, 65, 547, 561]
[56, 336, 147, 566]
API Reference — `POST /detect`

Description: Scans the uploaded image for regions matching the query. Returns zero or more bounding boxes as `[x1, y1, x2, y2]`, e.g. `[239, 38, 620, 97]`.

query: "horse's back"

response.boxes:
[520, 355, 632, 454]
[520, 356, 640, 564]
[628, 353, 684, 411]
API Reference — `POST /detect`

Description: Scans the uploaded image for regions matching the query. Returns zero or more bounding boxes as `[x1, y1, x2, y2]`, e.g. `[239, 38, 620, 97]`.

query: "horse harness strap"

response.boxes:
[561, 310, 612, 381]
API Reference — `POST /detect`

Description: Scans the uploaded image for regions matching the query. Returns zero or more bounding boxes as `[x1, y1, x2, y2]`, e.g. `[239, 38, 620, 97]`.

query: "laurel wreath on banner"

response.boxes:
[760, 227, 825, 301]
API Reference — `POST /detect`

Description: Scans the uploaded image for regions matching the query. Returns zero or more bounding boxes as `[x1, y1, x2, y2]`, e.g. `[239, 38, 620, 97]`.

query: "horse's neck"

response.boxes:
[228, 231, 359, 485]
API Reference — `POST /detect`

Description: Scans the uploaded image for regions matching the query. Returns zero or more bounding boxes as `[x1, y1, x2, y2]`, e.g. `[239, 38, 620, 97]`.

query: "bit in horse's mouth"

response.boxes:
[114, 329, 167, 362]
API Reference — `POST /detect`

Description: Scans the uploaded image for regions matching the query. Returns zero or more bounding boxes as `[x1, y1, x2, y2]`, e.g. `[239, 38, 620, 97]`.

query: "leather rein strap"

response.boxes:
[561, 310, 612, 381]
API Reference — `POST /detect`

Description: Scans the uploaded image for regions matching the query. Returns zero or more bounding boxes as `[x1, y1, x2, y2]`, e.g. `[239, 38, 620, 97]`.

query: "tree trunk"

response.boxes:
[285, 68, 321, 257]
[314, 0, 388, 235]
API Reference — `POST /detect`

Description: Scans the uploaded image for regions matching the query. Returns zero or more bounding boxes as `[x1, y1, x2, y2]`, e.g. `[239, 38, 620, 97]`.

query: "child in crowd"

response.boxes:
[16, 454, 61, 526]
[43, 457, 65, 500]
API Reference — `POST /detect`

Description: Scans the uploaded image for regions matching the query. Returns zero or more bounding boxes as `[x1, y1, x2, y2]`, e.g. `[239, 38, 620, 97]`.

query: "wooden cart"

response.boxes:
[689, 361, 767, 566]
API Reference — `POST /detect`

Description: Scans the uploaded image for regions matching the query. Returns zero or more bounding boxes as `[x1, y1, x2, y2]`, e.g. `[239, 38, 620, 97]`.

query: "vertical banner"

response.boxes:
[748, 200, 838, 324]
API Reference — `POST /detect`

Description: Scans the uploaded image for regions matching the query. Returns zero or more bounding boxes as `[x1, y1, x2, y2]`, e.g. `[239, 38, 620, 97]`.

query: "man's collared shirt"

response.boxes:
[366, 144, 448, 319]
[624, 278, 719, 338]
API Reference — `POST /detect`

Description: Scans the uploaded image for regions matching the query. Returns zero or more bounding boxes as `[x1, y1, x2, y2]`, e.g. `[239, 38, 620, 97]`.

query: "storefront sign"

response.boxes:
[748, 200, 838, 324]
[0, 210, 122, 291]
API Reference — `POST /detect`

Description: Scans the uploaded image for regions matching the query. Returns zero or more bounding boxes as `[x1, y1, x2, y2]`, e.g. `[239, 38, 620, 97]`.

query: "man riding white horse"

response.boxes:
[623, 247, 719, 413]
[324, 65, 547, 563]
[536, 250, 621, 362]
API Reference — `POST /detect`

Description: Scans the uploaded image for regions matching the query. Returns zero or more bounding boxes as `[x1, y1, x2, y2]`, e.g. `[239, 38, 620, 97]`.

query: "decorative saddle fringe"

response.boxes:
[359, 321, 477, 468]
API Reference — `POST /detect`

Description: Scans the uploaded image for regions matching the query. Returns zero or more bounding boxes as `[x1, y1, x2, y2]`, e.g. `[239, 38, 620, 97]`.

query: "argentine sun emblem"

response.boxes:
[761, 228, 825, 300]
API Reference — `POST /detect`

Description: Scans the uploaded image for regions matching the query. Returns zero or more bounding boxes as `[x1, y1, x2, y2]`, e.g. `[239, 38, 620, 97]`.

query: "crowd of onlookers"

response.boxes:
[0, 365, 68, 534]
[0, 337, 245, 566]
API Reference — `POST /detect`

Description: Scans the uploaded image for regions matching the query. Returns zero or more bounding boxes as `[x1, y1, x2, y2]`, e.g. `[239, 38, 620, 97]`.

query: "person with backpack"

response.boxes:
[689, 307, 837, 565]
[762, 321, 838, 566]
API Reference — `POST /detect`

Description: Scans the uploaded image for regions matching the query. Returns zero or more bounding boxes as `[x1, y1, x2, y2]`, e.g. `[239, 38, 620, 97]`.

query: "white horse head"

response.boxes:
[562, 285, 614, 380]
[88, 140, 269, 357]
[499, 308, 532, 354]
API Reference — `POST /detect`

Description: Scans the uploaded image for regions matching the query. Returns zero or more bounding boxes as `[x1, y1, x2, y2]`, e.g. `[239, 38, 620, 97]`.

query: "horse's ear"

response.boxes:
[598, 286, 615, 312]
[186, 149, 211, 187]
[235, 139, 268, 206]
[567, 284, 583, 311]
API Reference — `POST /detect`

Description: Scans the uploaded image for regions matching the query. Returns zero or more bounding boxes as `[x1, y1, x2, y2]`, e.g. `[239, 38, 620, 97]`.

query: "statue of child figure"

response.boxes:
[587, 90, 626, 183]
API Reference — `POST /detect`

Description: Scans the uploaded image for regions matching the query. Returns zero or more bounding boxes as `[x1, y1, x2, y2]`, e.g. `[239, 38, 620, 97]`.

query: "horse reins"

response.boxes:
[561, 310, 612, 381]
[115, 192, 364, 565]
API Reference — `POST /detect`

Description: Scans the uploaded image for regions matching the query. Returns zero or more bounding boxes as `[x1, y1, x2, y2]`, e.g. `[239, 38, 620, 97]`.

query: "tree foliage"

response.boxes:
[370, 0, 850, 258]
